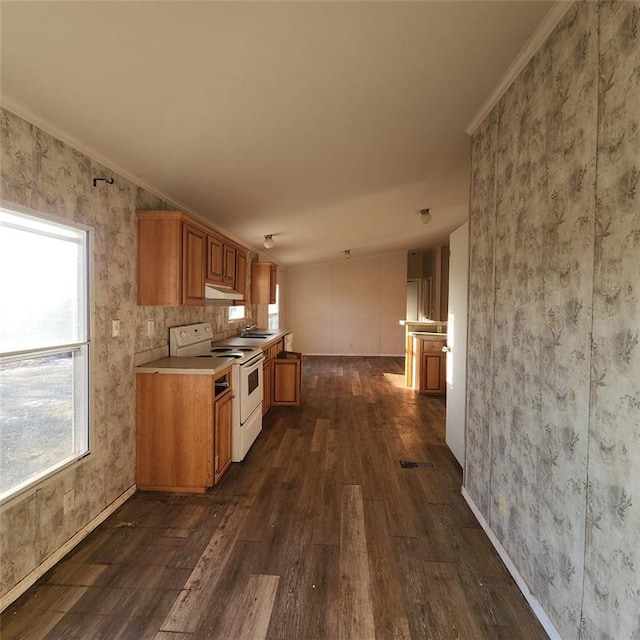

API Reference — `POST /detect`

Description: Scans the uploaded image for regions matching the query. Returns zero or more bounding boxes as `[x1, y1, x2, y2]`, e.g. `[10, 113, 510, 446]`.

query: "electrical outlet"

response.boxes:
[498, 492, 507, 518]
[111, 319, 120, 337]
[63, 489, 75, 514]
[147, 320, 155, 337]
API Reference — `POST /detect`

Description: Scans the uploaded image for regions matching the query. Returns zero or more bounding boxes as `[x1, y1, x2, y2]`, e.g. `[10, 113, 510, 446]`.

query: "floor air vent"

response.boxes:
[399, 460, 438, 470]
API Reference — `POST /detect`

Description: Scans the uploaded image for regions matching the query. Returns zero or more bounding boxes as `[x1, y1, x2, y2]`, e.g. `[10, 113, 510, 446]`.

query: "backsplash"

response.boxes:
[133, 303, 254, 365]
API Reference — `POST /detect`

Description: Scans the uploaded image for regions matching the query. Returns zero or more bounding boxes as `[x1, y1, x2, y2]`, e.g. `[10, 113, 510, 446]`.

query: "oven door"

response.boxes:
[239, 353, 264, 423]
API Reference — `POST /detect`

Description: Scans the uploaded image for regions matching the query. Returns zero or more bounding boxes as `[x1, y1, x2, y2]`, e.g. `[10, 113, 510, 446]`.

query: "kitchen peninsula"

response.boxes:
[401, 320, 448, 395]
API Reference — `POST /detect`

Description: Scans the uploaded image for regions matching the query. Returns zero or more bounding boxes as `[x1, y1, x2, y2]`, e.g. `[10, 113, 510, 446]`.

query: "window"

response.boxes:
[268, 284, 279, 329]
[228, 305, 245, 321]
[0, 207, 89, 501]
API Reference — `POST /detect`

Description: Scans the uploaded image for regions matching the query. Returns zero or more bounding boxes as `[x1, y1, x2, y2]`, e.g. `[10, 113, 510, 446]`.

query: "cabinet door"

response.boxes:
[223, 245, 236, 286]
[269, 338, 283, 361]
[182, 224, 206, 306]
[251, 262, 277, 304]
[235, 249, 247, 299]
[420, 352, 446, 394]
[262, 358, 272, 415]
[137, 214, 182, 306]
[272, 352, 302, 406]
[214, 388, 233, 483]
[207, 234, 224, 283]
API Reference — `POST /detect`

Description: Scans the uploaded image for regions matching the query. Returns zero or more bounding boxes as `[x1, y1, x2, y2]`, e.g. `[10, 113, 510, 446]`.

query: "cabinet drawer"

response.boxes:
[421, 340, 445, 353]
[269, 339, 284, 361]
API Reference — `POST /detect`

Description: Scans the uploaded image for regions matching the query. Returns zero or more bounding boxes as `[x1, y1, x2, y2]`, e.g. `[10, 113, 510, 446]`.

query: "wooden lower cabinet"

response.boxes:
[262, 357, 272, 416]
[419, 340, 446, 395]
[213, 385, 232, 484]
[136, 367, 233, 492]
[272, 351, 302, 406]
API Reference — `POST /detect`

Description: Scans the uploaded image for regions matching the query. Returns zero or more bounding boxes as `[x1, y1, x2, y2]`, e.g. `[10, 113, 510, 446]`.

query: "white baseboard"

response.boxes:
[0, 484, 137, 613]
[461, 486, 563, 640]
[303, 353, 404, 357]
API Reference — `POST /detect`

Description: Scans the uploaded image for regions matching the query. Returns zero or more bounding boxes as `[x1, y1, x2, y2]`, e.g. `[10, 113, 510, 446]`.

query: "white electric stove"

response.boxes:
[169, 323, 264, 462]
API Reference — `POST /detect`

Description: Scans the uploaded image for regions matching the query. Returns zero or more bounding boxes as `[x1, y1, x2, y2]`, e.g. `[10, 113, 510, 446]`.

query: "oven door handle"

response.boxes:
[243, 353, 265, 369]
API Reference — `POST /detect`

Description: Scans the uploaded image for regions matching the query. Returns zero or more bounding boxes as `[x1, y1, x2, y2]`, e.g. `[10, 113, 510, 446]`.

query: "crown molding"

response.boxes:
[465, 0, 574, 136]
[0, 93, 246, 242]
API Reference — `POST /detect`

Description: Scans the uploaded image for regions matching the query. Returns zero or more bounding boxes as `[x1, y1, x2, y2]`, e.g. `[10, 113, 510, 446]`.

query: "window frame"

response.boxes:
[0, 202, 92, 505]
[228, 305, 245, 321]
[267, 284, 279, 329]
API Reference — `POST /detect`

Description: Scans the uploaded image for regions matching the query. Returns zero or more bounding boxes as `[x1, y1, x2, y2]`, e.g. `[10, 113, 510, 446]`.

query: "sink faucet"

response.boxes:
[240, 324, 257, 337]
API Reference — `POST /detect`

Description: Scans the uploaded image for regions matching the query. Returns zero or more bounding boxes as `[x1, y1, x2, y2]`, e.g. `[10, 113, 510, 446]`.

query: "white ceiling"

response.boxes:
[1, 1, 554, 266]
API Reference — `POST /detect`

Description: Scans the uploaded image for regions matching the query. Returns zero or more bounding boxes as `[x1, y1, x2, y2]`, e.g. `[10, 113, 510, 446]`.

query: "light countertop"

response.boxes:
[135, 356, 234, 375]
[135, 329, 291, 374]
[409, 331, 448, 340]
[218, 329, 290, 349]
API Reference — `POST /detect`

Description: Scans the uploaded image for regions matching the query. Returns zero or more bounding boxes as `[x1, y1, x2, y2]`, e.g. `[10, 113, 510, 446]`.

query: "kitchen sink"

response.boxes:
[244, 331, 278, 339]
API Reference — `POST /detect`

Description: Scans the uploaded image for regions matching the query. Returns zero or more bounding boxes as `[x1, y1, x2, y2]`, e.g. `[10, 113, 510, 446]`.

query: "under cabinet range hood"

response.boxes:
[205, 283, 241, 302]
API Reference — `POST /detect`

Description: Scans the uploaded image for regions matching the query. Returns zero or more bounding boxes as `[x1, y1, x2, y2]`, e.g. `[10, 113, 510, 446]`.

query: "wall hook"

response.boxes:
[93, 177, 114, 187]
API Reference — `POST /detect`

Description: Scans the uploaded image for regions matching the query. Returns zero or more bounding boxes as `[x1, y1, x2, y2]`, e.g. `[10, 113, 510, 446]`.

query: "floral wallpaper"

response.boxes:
[466, 2, 639, 639]
[466, 108, 498, 520]
[582, 2, 640, 637]
[0, 107, 255, 600]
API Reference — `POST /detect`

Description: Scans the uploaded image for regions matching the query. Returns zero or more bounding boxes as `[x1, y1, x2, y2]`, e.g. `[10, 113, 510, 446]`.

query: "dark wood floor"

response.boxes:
[1, 356, 547, 640]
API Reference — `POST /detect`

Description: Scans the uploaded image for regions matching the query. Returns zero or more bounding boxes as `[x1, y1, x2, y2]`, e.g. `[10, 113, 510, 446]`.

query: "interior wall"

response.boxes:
[465, 3, 640, 639]
[284, 251, 406, 355]
[445, 221, 468, 467]
[0, 107, 255, 604]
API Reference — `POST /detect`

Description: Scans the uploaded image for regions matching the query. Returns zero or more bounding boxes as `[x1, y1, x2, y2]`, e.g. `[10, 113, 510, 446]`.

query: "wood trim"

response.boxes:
[136, 209, 184, 221]
[465, 1, 574, 135]
[0, 484, 136, 613]
[136, 484, 207, 493]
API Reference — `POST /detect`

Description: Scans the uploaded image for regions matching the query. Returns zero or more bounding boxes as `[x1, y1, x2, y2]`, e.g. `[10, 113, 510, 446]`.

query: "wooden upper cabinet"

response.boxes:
[223, 245, 236, 286]
[251, 261, 278, 304]
[235, 249, 247, 300]
[207, 233, 237, 288]
[137, 210, 204, 307]
[137, 210, 249, 307]
[182, 223, 206, 306]
[206, 234, 224, 283]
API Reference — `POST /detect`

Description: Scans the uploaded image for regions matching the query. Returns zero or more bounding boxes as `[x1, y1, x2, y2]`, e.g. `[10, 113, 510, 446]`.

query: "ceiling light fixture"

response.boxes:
[263, 234, 275, 249]
[420, 208, 432, 224]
